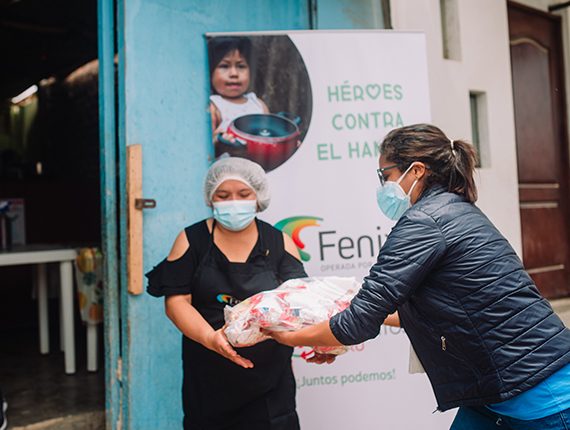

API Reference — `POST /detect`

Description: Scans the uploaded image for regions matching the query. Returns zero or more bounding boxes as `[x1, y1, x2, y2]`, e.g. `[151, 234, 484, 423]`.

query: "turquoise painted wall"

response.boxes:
[121, 1, 310, 428]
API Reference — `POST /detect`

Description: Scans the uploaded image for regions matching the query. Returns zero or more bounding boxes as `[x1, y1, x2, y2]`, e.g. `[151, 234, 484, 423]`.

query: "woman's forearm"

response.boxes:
[165, 295, 215, 347]
[271, 312, 399, 348]
[165, 294, 254, 368]
[297, 320, 343, 346]
[270, 320, 343, 348]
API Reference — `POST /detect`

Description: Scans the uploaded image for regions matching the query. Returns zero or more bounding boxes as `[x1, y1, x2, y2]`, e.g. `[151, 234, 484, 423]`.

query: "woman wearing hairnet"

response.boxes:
[146, 157, 307, 430]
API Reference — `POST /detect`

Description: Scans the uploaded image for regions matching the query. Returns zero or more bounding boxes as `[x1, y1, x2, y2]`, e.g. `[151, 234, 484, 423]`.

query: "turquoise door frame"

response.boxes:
[98, 1, 388, 428]
[97, 0, 121, 429]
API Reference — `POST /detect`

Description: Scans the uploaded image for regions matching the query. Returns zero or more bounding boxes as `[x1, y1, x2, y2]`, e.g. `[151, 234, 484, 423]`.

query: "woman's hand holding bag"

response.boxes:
[206, 323, 254, 369]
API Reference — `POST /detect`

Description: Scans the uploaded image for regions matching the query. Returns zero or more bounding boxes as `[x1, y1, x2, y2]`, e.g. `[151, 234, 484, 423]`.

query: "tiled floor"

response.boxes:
[1, 325, 105, 429]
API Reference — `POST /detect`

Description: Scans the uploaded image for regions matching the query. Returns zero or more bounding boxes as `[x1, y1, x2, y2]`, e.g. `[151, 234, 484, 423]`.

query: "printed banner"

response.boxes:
[206, 30, 456, 428]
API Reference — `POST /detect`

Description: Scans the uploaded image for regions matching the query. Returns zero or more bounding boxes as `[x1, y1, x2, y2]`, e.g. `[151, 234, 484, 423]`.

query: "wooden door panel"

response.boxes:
[508, 1, 570, 298]
[518, 186, 560, 202]
[528, 271, 569, 298]
[511, 42, 557, 182]
[521, 208, 568, 266]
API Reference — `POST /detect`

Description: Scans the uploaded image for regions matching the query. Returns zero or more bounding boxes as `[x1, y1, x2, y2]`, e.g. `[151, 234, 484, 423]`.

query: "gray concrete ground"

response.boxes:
[10, 412, 104, 430]
[2, 326, 104, 430]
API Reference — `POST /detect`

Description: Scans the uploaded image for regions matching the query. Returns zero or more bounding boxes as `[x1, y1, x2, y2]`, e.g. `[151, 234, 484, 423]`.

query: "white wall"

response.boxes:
[390, 0, 523, 256]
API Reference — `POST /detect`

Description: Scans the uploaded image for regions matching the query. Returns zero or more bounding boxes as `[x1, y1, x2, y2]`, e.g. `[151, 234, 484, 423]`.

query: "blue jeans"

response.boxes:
[450, 406, 570, 430]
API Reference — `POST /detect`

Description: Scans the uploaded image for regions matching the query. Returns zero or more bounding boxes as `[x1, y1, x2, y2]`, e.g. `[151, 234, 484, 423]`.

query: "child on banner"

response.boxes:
[208, 36, 269, 159]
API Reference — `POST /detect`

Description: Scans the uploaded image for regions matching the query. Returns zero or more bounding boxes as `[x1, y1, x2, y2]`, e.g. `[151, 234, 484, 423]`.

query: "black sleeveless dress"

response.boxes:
[147, 219, 307, 430]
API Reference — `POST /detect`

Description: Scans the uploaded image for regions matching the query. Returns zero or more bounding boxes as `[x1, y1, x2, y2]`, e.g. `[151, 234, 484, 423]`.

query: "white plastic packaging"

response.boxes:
[224, 276, 361, 356]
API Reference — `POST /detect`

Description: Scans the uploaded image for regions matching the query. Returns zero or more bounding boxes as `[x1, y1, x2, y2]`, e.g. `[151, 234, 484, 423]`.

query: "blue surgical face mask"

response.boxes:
[212, 200, 257, 231]
[376, 163, 418, 221]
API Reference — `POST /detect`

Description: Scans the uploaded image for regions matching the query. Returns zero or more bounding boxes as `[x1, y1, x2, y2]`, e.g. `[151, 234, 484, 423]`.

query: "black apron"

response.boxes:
[182, 219, 299, 430]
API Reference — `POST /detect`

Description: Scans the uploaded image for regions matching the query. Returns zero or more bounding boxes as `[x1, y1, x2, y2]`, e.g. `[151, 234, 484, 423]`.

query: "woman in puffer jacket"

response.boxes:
[269, 124, 570, 429]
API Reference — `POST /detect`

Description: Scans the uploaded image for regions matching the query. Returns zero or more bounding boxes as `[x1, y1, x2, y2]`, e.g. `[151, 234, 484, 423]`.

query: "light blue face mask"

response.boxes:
[212, 200, 257, 231]
[376, 163, 418, 221]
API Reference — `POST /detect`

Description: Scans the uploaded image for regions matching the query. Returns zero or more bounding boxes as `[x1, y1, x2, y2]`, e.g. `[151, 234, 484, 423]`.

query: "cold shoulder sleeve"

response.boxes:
[146, 249, 196, 297]
[146, 222, 208, 297]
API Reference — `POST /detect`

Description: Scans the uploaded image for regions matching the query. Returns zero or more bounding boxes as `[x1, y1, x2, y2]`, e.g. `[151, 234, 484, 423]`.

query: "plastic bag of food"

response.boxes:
[224, 276, 361, 355]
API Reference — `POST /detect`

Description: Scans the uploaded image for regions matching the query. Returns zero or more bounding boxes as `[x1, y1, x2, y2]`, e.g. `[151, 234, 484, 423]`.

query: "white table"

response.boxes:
[0, 245, 78, 374]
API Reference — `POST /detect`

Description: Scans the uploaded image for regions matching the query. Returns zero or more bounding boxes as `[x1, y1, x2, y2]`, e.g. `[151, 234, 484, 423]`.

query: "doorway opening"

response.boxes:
[0, 0, 105, 427]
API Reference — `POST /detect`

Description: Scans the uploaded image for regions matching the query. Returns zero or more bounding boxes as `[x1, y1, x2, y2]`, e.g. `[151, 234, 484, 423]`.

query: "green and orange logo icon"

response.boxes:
[274, 216, 323, 262]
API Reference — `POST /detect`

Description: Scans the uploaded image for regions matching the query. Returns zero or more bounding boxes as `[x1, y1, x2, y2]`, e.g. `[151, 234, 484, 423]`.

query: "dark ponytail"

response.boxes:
[379, 124, 479, 204]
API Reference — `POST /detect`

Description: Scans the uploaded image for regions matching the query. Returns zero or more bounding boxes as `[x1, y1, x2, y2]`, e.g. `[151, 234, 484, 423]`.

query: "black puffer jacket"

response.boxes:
[330, 184, 570, 411]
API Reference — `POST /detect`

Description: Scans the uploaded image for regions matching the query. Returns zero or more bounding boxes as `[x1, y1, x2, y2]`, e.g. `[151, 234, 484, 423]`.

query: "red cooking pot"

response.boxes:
[218, 112, 301, 171]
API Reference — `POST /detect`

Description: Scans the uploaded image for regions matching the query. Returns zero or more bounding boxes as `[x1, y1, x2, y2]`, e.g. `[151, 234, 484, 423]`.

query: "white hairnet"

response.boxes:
[203, 157, 271, 212]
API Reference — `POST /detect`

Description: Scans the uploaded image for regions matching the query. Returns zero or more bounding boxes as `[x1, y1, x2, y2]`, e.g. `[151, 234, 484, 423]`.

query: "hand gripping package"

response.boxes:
[224, 276, 361, 355]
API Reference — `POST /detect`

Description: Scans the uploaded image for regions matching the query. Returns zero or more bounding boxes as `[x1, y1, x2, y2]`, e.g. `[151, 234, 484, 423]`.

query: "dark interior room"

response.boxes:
[0, 0, 105, 428]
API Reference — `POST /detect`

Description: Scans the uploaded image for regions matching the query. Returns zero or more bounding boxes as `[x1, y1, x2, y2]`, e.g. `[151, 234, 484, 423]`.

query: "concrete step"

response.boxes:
[10, 411, 104, 430]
